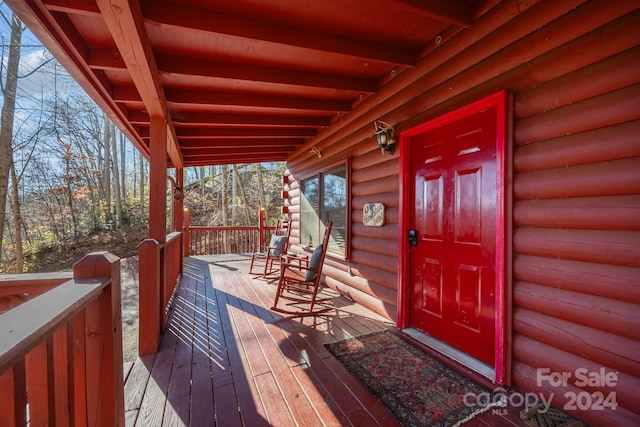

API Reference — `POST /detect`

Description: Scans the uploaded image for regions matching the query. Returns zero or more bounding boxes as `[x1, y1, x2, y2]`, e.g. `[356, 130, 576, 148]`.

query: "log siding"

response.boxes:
[284, 1, 640, 425]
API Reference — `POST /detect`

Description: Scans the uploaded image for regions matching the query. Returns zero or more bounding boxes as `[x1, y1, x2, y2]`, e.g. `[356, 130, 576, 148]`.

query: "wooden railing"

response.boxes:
[187, 226, 264, 255]
[183, 208, 276, 256]
[0, 252, 124, 426]
[0, 272, 73, 314]
[138, 231, 184, 355]
[164, 231, 182, 311]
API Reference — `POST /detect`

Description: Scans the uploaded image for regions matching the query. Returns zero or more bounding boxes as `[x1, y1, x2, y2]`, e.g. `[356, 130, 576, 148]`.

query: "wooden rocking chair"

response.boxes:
[249, 219, 291, 278]
[271, 221, 333, 316]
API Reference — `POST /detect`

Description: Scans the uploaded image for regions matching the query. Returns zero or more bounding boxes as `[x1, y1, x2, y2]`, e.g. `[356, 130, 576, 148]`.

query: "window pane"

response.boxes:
[322, 166, 346, 256]
[301, 176, 319, 246]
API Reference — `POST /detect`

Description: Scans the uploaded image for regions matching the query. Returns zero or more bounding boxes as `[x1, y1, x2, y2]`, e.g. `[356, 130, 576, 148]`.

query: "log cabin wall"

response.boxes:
[285, 1, 640, 425]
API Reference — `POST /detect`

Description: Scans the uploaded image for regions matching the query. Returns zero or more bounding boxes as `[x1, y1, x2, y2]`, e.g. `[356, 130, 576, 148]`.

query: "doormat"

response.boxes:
[325, 330, 500, 427]
[520, 404, 586, 427]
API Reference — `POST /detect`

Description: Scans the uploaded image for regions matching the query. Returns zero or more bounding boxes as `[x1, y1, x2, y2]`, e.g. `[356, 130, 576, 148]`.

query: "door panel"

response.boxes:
[409, 108, 497, 365]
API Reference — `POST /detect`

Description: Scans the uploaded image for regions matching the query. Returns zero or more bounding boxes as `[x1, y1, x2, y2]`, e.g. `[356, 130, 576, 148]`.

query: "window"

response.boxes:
[300, 163, 348, 258]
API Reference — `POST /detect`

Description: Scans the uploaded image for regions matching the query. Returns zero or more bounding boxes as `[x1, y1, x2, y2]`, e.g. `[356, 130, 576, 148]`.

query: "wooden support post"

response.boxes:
[138, 239, 161, 356]
[73, 251, 124, 427]
[146, 115, 167, 351]
[149, 116, 167, 244]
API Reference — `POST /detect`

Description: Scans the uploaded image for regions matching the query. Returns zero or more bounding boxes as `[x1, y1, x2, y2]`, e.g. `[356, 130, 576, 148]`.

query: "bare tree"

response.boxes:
[103, 114, 112, 226]
[221, 164, 228, 226]
[256, 163, 267, 224]
[112, 123, 122, 229]
[0, 13, 23, 258]
[139, 151, 145, 219]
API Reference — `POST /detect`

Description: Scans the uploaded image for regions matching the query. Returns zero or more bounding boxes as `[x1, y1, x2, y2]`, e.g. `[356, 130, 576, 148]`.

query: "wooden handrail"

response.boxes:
[185, 225, 277, 256]
[0, 272, 73, 314]
[0, 252, 124, 426]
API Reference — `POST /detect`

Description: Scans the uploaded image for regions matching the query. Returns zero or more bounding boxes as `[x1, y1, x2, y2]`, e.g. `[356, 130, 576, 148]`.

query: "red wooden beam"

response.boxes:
[165, 89, 352, 112]
[44, 0, 100, 15]
[139, 127, 314, 139]
[181, 155, 288, 166]
[169, 112, 330, 128]
[94, 0, 183, 167]
[144, 2, 417, 66]
[393, 0, 472, 26]
[179, 142, 301, 151]
[148, 116, 168, 243]
[156, 55, 378, 93]
[182, 147, 296, 157]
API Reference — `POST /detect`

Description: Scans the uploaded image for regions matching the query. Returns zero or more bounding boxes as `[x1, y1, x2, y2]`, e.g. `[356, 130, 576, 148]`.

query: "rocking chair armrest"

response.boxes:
[281, 262, 315, 272]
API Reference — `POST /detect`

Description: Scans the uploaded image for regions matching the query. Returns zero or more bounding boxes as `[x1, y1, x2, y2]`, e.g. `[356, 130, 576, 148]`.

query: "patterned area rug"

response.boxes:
[325, 330, 493, 427]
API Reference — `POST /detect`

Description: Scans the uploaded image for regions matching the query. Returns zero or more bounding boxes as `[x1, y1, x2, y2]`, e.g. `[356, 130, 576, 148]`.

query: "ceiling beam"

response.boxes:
[138, 128, 314, 139]
[44, 0, 100, 15]
[180, 155, 288, 167]
[393, 0, 472, 26]
[88, 48, 377, 94]
[165, 89, 352, 113]
[183, 147, 295, 157]
[94, 0, 183, 167]
[170, 112, 330, 128]
[179, 139, 305, 149]
[144, 2, 417, 66]
[128, 111, 331, 128]
[156, 55, 378, 94]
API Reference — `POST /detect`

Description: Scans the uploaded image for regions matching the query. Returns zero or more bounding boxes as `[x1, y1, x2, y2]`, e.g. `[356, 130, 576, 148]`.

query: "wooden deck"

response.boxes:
[122, 255, 527, 427]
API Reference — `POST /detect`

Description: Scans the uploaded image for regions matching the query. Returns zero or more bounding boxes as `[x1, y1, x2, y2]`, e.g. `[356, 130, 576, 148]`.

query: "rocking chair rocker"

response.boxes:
[271, 221, 333, 316]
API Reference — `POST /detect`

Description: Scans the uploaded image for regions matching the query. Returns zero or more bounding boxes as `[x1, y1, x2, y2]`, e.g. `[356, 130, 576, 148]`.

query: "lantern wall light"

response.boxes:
[374, 120, 396, 155]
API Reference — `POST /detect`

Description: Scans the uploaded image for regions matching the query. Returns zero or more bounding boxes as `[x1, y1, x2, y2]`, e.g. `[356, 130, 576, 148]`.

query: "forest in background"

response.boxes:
[0, 8, 285, 274]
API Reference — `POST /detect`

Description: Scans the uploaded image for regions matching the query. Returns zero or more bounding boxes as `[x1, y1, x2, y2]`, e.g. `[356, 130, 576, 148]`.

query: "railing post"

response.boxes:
[184, 208, 191, 257]
[138, 239, 161, 356]
[259, 207, 265, 247]
[73, 251, 124, 427]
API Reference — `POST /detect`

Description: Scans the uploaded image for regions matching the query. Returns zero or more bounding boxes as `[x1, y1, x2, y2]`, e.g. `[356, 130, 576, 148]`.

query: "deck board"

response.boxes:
[124, 255, 522, 426]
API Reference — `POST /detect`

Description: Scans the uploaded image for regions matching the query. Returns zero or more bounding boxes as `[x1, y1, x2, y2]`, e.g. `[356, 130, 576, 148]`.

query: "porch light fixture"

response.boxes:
[374, 120, 396, 155]
[173, 186, 184, 201]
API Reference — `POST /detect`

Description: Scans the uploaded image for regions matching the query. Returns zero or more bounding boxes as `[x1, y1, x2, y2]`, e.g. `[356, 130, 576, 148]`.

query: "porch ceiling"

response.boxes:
[8, 0, 478, 167]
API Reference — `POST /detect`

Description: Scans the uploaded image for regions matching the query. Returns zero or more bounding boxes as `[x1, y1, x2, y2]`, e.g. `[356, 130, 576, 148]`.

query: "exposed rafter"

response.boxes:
[143, 2, 417, 66]
[138, 128, 314, 139]
[164, 89, 352, 113]
[95, 0, 183, 167]
[9, 0, 471, 168]
[394, 0, 472, 26]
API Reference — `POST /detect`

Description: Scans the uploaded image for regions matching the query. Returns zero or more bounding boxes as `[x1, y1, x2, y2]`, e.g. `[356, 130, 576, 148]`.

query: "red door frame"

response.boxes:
[398, 90, 512, 384]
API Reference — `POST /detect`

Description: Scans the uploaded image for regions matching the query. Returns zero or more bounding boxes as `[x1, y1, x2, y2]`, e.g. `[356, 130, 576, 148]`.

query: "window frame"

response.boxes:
[299, 159, 351, 260]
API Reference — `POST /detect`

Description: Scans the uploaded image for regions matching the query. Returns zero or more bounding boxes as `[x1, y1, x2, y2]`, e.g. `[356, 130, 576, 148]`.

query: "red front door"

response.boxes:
[408, 106, 498, 365]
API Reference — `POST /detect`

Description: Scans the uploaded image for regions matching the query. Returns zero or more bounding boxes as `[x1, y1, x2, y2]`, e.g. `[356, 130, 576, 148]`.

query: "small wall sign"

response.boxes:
[363, 202, 385, 227]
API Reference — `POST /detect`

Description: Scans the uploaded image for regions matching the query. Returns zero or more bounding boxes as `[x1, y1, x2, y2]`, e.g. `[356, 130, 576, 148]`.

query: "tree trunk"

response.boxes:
[132, 151, 137, 198]
[139, 152, 145, 219]
[111, 123, 122, 229]
[256, 163, 267, 224]
[103, 114, 112, 226]
[221, 165, 228, 226]
[231, 165, 238, 225]
[120, 132, 126, 204]
[232, 165, 251, 226]
[200, 165, 205, 212]
[63, 142, 79, 238]
[10, 160, 23, 273]
[0, 14, 23, 260]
